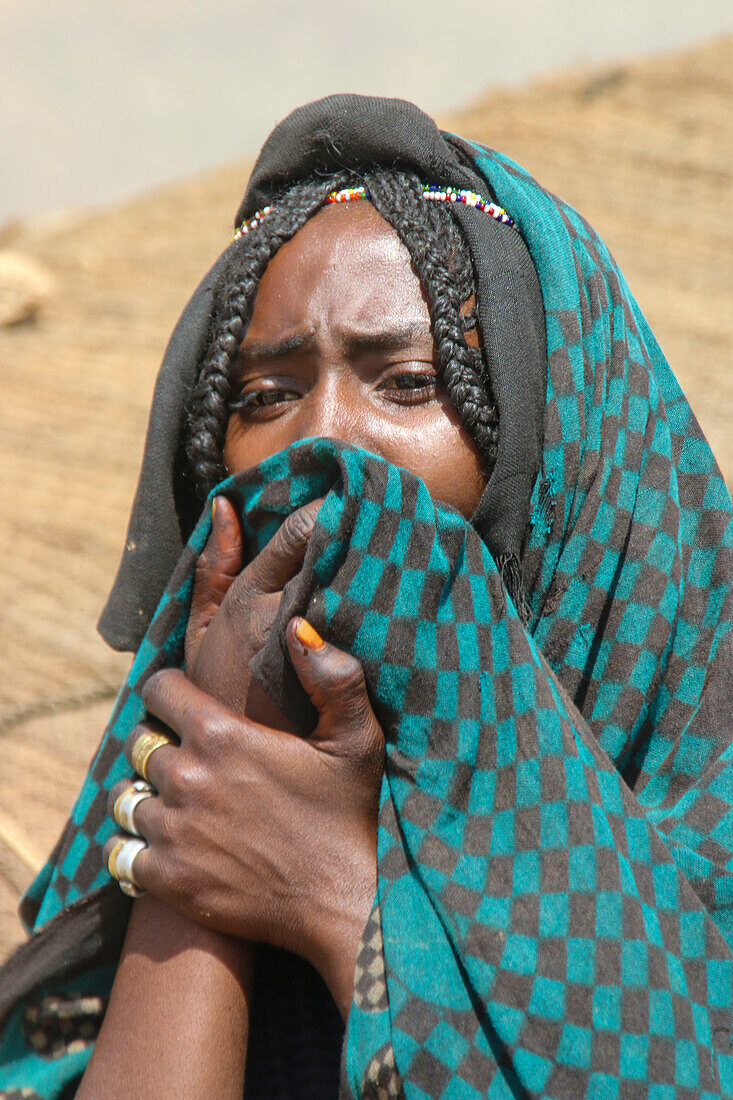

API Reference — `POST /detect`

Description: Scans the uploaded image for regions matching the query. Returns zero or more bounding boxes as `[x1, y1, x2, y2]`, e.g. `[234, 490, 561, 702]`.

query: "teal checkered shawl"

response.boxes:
[1, 139, 732, 1098]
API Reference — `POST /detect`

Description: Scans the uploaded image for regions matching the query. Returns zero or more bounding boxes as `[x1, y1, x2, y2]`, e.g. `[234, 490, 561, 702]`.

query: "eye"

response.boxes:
[230, 387, 300, 415]
[378, 371, 438, 403]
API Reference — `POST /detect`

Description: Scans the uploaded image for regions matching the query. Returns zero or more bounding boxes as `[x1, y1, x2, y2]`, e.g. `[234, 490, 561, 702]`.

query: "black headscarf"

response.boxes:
[98, 95, 546, 651]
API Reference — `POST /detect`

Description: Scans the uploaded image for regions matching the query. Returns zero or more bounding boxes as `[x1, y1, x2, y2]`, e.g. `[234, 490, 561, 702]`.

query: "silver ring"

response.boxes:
[115, 837, 147, 893]
[119, 879, 145, 898]
[113, 780, 154, 838]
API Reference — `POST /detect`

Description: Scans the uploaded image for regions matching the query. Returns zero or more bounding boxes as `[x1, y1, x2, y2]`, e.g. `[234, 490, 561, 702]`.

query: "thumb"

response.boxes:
[285, 617, 384, 772]
[186, 496, 243, 667]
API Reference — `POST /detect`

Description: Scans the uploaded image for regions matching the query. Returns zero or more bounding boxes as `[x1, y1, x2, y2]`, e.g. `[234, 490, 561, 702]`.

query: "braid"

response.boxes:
[185, 172, 350, 491]
[184, 168, 498, 499]
[364, 170, 498, 458]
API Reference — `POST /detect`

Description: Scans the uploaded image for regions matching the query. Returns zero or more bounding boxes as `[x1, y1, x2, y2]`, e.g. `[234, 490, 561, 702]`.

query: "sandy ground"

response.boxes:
[1, 36, 731, 961]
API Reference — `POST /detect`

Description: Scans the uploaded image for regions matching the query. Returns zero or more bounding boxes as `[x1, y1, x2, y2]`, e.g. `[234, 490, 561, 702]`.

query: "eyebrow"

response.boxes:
[236, 322, 432, 364]
[237, 331, 316, 361]
[342, 323, 432, 355]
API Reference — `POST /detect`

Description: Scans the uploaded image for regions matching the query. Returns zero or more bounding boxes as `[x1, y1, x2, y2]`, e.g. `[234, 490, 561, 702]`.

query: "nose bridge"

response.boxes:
[303, 366, 363, 446]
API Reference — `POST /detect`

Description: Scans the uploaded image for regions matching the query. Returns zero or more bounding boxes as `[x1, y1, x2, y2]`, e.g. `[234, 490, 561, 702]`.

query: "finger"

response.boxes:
[123, 716, 171, 765]
[108, 778, 151, 815]
[141, 668, 241, 752]
[222, 588, 282, 655]
[243, 499, 323, 596]
[103, 832, 158, 896]
[186, 496, 244, 666]
[107, 779, 158, 837]
[124, 716, 179, 786]
[285, 618, 384, 765]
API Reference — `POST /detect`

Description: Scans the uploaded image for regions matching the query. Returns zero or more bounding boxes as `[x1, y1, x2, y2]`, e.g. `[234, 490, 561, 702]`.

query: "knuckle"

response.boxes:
[195, 548, 214, 581]
[333, 655, 367, 697]
[280, 505, 317, 552]
[162, 757, 188, 804]
[198, 710, 229, 750]
[347, 718, 385, 784]
[172, 752, 214, 806]
[222, 576, 256, 623]
[150, 750, 172, 793]
[363, 716, 386, 764]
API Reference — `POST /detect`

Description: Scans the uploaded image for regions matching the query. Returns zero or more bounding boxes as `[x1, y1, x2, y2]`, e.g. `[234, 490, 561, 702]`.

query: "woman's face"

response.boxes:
[223, 201, 487, 518]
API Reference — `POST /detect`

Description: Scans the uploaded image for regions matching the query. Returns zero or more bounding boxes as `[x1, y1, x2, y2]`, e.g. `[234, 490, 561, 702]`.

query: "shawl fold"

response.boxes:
[3, 429, 733, 1096]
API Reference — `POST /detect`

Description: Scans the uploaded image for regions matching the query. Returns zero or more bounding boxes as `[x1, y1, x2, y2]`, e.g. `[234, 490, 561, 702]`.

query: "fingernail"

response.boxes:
[211, 497, 219, 524]
[294, 617, 326, 651]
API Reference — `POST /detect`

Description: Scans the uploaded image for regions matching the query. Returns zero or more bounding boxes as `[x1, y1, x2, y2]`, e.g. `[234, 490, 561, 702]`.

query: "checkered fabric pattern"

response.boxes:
[2, 135, 732, 1098]
[22, 994, 104, 1061]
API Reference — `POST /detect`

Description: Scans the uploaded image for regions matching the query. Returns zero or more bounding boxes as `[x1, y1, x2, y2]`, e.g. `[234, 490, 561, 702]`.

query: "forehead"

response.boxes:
[242, 201, 431, 341]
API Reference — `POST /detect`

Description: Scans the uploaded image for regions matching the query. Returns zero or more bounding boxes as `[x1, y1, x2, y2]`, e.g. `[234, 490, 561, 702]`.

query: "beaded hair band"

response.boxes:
[232, 182, 515, 241]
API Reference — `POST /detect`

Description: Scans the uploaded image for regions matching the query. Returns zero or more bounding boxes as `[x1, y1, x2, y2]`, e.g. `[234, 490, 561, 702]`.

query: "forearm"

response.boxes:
[77, 895, 253, 1100]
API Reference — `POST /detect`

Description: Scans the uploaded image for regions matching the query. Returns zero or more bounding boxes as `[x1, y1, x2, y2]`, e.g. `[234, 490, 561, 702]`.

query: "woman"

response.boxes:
[0, 95, 731, 1098]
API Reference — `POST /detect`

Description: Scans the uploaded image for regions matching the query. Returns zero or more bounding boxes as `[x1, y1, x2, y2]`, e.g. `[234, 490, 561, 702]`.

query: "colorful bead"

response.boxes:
[232, 183, 515, 241]
[232, 205, 273, 241]
[325, 185, 371, 205]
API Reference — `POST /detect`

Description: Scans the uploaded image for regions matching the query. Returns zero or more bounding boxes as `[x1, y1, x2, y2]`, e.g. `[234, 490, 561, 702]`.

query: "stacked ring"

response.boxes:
[108, 837, 147, 898]
[131, 730, 175, 782]
[107, 838, 126, 882]
[113, 779, 154, 837]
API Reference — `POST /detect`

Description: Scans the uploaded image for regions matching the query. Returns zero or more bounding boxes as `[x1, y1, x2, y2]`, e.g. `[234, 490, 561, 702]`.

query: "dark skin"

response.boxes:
[80, 203, 487, 1097]
[223, 201, 486, 515]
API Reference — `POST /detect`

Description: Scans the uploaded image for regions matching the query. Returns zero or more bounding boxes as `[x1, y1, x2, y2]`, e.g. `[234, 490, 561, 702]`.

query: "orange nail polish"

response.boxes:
[211, 497, 219, 523]
[294, 617, 326, 651]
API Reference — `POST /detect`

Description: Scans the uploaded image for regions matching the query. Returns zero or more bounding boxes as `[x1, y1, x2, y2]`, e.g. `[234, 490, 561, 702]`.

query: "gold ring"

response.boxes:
[131, 731, 175, 781]
[107, 839, 126, 881]
[113, 780, 154, 837]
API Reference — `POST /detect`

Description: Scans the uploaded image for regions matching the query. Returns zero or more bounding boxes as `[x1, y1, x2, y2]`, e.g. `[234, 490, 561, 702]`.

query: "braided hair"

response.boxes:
[184, 167, 499, 500]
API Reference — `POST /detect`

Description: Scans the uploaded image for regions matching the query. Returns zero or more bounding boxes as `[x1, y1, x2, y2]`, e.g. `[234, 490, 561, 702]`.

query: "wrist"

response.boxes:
[306, 863, 377, 1020]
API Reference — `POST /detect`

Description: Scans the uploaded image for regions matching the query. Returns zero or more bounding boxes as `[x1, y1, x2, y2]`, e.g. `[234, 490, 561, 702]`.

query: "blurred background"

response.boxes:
[1, 1, 732, 960]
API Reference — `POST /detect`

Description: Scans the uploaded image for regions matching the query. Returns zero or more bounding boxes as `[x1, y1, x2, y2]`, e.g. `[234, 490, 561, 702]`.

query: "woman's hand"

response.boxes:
[107, 619, 384, 1019]
[183, 494, 322, 728]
